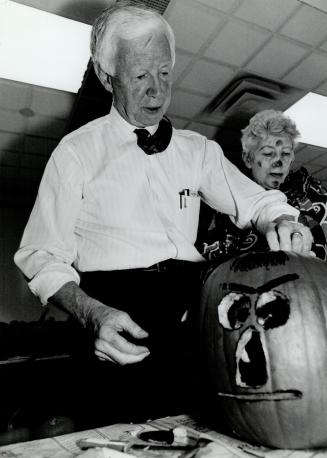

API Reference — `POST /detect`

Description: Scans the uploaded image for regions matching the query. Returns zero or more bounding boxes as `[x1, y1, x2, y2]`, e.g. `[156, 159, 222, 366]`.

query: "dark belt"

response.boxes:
[80, 260, 204, 280]
[141, 259, 201, 273]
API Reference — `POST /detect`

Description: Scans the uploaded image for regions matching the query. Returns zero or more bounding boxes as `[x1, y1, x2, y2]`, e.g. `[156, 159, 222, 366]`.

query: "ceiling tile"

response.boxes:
[299, 0, 327, 14]
[315, 80, 327, 96]
[194, 0, 239, 13]
[180, 60, 235, 96]
[26, 115, 66, 139]
[24, 135, 58, 156]
[234, 0, 298, 31]
[246, 37, 308, 80]
[187, 121, 217, 139]
[21, 153, 48, 170]
[312, 167, 327, 179]
[301, 162, 327, 174]
[173, 52, 193, 83]
[320, 38, 327, 53]
[0, 150, 20, 167]
[205, 21, 270, 66]
[295, 143, 306, 153]
[0, 79, 32, 111]
[0, 166, 18, 181]
[31, 87, 75, 119]
[0, 109, 27, 133]
[293, 162, 323, 174]
[167, 90, 210, 118]
[294, 145, 325, 162]
[308, 151, 327, 166]
[283, 53, 327, 89]
[170, 116, 189, 129]
[279, 5, 327, 46]
[20, 167, 42, 182]
[0, 132, 24, 152]
[166, 0, 223, 54]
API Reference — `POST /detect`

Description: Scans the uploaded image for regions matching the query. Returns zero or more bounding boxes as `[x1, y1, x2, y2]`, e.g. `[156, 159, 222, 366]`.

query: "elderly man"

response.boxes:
[14, 2, 312, 426]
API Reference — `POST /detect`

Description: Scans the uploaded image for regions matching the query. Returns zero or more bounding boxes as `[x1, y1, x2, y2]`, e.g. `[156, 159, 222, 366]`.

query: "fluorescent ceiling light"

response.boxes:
[0, 1, 91, 93]
[284, 92, 327, 148]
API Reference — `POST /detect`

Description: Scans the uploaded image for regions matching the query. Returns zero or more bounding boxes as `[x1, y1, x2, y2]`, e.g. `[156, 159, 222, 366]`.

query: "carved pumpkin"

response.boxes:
[200, 251, 327, 449]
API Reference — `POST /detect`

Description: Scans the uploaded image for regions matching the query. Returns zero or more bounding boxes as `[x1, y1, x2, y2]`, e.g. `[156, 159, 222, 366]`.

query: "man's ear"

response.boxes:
[94, 63, 113, 92]
[242, 151, 253, 169]
[105, 75, 113, 92]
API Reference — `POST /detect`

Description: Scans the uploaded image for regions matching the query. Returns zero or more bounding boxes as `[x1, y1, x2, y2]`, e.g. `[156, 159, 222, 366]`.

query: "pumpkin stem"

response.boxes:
[49, 417, 57, 427]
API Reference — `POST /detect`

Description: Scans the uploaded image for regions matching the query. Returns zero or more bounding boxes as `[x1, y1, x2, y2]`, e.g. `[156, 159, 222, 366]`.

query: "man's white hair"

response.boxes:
[90, 1, 175, 91]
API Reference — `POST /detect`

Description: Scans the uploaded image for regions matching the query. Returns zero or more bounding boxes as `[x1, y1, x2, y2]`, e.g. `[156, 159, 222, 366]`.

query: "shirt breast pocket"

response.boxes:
[176, 190, 201, 242]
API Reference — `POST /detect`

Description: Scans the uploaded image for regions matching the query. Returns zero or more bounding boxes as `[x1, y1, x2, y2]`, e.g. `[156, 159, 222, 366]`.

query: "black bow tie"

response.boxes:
[134, 116, 172, 155]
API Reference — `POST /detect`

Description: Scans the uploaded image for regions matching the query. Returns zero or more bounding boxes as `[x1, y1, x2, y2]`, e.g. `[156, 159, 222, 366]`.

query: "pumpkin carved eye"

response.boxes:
[218, 292, 251, 330]
[255, 290, 290, 330]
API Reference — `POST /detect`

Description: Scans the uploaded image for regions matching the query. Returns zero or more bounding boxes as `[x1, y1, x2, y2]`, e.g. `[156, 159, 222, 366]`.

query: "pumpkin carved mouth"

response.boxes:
[217, 390, 302, 401]
[225, 325, 303, 402]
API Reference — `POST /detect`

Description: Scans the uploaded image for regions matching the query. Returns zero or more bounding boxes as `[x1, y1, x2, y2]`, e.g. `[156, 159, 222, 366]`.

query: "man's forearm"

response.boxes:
[49, 281, 106, 329]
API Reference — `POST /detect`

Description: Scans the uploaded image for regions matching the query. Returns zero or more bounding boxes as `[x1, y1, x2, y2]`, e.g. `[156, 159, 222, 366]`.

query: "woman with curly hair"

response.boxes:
[199, 109, 327, 262]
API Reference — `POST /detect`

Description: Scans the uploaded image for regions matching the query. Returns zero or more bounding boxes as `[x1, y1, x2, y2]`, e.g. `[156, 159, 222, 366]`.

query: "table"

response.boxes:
[1, 414, 327, 458]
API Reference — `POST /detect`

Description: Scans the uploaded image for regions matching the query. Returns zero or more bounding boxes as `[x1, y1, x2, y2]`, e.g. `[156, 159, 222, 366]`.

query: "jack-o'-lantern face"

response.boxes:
[218, 274, 296, 395]
[200, 251, 327, 448]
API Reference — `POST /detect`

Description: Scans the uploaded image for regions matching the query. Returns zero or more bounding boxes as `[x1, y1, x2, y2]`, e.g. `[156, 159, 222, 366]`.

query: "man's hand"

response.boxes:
[49, 282, 150, 365]
[91, 303, 150, 364]
[265, 218, 313, 254]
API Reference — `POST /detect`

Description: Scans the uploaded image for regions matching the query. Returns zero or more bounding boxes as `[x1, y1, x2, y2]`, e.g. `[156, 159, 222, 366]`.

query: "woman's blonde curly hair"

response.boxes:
[241, 109, 300, 156]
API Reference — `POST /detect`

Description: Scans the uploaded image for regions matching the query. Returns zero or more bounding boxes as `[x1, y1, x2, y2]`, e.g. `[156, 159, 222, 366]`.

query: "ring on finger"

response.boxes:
[292, 231, 302, 237]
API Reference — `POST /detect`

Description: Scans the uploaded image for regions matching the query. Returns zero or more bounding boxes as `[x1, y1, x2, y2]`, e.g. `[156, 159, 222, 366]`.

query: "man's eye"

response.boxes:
[136, 74, 147, 80]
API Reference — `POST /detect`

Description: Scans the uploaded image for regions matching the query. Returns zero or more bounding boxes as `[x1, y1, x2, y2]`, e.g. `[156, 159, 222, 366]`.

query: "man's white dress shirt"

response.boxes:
[14, 106, 298, 304]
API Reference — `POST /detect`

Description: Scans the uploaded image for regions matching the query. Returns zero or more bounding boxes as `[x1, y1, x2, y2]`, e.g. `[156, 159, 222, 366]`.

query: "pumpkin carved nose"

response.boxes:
[235, 326, 267, 388]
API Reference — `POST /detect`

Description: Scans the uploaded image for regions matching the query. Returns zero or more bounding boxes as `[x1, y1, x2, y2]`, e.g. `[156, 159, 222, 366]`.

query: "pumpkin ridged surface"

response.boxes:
[199, 251, 327, 449]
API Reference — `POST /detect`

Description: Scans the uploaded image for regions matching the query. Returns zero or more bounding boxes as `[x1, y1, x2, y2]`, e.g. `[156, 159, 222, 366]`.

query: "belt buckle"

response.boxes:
[157, 261, 167, 272]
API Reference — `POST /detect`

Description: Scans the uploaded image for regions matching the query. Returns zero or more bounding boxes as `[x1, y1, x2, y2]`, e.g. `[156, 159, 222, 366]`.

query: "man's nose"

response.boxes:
[146, 75, 162, 97]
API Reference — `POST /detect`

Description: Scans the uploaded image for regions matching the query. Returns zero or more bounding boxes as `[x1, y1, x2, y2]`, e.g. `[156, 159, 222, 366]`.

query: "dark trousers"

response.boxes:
[69, 264, 202, 429]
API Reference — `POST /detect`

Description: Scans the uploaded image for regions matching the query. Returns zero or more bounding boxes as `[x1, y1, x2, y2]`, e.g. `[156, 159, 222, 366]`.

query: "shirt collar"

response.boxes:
[110, 105, 159, 137]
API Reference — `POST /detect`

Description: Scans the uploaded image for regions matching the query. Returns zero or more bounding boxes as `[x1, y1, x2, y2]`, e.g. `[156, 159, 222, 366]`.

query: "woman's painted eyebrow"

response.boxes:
[258, 145, 275, 151]
[259, 144, 292, 151]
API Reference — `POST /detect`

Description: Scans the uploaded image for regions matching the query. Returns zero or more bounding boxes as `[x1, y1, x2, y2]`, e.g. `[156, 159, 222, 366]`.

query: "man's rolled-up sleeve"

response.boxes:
[14, 143, 83, 305]
[199, 138, 299, 231]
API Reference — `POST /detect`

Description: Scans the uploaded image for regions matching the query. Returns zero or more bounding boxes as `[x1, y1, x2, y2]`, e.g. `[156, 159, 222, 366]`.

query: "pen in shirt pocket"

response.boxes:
[179, 188, 190, 209]
[179, 188, 199, 209]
